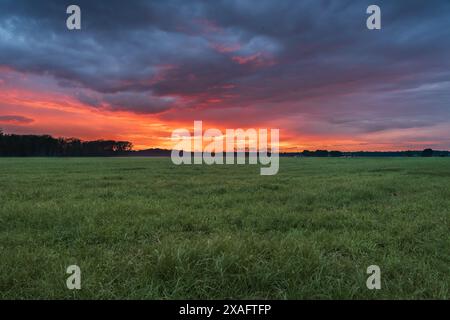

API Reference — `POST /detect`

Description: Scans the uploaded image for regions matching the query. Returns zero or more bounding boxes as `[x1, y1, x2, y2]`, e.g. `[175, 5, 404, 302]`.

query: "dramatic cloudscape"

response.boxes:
[0, 0, 449, 150]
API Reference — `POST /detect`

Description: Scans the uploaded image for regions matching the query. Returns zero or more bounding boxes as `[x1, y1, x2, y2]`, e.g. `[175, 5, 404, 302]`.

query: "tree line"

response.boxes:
[0, 130, 132, 156]
[282, 149, 448, 157]
[0, 130, 448, 157]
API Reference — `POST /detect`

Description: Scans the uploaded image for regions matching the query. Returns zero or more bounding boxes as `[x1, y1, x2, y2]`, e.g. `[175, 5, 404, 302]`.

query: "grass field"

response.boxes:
[0, 157, 448, 299]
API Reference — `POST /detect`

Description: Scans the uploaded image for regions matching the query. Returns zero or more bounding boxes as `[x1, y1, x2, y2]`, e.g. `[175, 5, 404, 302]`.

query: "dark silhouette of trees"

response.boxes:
[0, 131, 132, 156]
[290, 149, 446, 158]
[314, 150, 329, 157]
[421, 148, 433, 157]
[301, 150, 329, 157]
[329, 151, 343, 157]
[0, 129, 447, 158]
[302, 150, 313, 157]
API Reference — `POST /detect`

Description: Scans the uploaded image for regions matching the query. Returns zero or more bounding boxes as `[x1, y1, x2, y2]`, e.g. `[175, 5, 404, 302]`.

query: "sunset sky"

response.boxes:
[0, 0, 450, 151]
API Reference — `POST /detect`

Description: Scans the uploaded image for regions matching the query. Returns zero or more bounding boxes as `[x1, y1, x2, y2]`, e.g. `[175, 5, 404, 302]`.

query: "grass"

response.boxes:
[0, 157, 448, 299]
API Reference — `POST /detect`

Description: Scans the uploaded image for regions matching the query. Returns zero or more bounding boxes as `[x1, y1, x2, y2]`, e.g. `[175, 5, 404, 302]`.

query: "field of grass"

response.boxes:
[0, 157, 448, 299]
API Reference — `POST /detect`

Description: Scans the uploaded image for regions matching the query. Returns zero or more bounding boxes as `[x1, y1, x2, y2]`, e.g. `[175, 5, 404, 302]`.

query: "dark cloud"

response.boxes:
[0, 0, 449, 134]
[0, 115, 34, 124]
[103, 92, 176, 114]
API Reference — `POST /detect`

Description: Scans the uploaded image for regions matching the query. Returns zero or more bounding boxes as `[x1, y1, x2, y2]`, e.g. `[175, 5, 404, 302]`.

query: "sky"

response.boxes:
[0, 0, 449, 151]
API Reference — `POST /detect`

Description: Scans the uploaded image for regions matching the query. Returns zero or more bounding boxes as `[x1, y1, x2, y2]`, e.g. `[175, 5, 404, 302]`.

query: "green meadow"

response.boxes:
[0, 157, 448, 299]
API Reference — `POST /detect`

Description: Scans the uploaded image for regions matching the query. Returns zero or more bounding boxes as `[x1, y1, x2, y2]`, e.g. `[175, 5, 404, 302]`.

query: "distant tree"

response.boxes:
[315, 150, 329, 157]
[0, 132, 133, 157]
[422, 148, 433, 157]
[329, 150, 343, 157]
[302, 150, 313, 157]
[0, 129, 3, 156]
